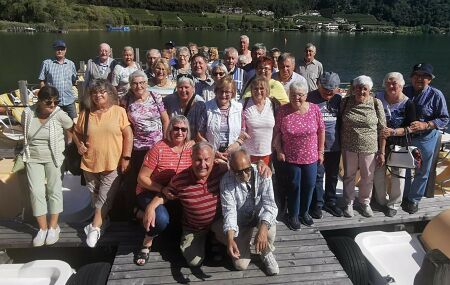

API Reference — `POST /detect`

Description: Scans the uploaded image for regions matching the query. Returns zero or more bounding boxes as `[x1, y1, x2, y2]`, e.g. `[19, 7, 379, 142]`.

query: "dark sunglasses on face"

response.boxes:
[234, 166, 252, 176]
[42, 99, 60, 106]
[173, 126, 188, 133]
[213, 72, 225, 77]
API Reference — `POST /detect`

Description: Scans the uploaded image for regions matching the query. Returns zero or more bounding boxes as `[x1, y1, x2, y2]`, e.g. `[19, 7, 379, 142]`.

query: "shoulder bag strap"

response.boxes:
[82, 109, 90, 143]
[149, 92, 162, 116]
[183, 95, 196, 117]
[22, 109, 61, 153]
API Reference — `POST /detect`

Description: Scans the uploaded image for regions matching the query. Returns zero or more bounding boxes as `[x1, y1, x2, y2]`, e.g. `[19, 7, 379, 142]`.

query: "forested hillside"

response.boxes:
[0, 0, 448, 28]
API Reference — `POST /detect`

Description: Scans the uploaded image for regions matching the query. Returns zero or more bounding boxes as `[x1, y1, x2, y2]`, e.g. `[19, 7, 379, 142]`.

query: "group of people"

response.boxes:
[22, 35, 448, 275]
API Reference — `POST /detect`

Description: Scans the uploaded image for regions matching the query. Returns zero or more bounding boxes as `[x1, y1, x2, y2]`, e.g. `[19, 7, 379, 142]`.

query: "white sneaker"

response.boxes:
[261, 252, 279, 276]
[45, 226, 61, 245]
[343, 205, 354, 218]
[33, 229, 48, 247]
[84, 224, 101, 248]
[360, 204, 374, 217]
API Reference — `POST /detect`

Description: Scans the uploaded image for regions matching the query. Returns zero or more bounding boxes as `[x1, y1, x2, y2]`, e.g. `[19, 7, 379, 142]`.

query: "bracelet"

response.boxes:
[426, 121, 432, 130]
[122, 156, 131, 160]
[318, 150, 325, 155]
[236, 140, 242, 146]
[391, 128, 397, 136]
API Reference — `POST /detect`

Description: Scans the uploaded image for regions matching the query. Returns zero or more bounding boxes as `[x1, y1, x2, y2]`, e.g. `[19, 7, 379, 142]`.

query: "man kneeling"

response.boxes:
[212, 149, 279, 275]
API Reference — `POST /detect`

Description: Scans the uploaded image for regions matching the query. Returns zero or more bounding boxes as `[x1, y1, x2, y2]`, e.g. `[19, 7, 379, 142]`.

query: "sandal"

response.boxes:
[134, 246, 151, 266]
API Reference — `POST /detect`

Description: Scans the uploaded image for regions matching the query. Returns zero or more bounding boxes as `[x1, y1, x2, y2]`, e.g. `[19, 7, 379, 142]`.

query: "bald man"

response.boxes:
[212, 149, 279, 276]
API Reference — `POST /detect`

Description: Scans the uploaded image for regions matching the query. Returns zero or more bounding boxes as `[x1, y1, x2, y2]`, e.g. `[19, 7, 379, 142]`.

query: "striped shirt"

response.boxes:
[228, 67, 245, 99]
[136, 140, 192, 195]
[38, 58, 77, 106]
[169, 163, 228, 231]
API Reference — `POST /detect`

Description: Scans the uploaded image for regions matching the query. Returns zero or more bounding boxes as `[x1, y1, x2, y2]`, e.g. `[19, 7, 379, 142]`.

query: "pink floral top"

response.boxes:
[275, 103, 325, 165]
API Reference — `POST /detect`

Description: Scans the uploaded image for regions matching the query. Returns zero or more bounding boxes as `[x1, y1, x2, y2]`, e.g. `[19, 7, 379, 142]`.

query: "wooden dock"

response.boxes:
[1, 195, 449, 284]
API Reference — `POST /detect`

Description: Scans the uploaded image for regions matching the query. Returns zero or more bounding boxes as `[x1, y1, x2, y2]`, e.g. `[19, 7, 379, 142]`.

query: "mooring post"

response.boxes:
[135, 48, 141, 67]
[18, 80, 29, 106]
[79, 61, 86, 73]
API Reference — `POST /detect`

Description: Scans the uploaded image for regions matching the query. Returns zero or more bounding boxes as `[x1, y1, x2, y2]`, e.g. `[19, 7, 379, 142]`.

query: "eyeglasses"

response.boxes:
[290, 93, 307, 97]
[173, 126, 188, 132]
[234, 166, 252, 176]
[257, 67, 272, 72]
[178, 54, 189, 58]
[42, 99, 60, 106]
[131, 81, 147, 87]
[213, 72, 225, 77]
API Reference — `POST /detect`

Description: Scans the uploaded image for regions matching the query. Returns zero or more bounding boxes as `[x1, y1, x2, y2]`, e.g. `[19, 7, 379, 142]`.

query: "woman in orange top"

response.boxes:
[74, 79, 133, 248]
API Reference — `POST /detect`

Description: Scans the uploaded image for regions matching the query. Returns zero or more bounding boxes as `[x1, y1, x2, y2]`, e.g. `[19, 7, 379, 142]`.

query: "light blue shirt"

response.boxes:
[38, 58, 77, 106]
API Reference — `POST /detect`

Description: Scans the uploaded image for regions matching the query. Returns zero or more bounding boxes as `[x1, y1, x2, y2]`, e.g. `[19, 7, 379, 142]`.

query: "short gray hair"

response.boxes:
[352, 75, 373, 90]
[252, 43, 266, 53]
[305, 43, 316, 52]
[129, 70, 148, 85]
[240, 35, 249, 42]
[146, 48, 161, 58]
[289, 80, 308, 95]
[176, 46, 190, 58]
[123, 46, 134, 54]
[383, 72, 405, 88]
[224, 47, 238, 57]
[166, 115, 191, 143]
[192, 141, 214, 157]
[177, 74, 195, 88]
[212, 62, 228, 75]
[278, 52, 295, 65]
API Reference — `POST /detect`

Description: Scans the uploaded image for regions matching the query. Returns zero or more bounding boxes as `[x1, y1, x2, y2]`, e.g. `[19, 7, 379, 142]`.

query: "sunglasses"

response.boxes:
[42, 99, 60, 106]
[177, 73, 195, 81]
[173, 126, 188, 132]
[234, 166, 252, 176]
[213, 72, 225, 77]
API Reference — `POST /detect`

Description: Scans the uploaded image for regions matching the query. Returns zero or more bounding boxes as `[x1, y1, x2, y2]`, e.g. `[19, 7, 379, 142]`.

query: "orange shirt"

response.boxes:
[75, 105, 130, 173]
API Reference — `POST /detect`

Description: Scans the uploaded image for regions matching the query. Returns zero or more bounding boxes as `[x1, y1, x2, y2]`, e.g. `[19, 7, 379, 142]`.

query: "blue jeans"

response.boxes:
[137, 191, 170, 237]
[312, 151, 340, 208]
[285, 161, 318, 217]
[404, 129, 440, 203]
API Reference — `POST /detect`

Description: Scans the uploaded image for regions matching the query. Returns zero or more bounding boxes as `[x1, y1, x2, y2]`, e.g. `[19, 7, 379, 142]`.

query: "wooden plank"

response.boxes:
[109, 263, 344, 283]
[107, 270, 349, 285]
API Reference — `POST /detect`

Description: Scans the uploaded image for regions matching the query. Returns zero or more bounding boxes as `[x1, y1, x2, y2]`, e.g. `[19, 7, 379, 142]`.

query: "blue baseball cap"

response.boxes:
[52, 40, 66, 49]
[411, 63, 435, 79]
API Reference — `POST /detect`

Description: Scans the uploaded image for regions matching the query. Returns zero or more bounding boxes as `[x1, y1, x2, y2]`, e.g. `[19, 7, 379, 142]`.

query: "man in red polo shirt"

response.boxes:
[146, 142, 271, 267]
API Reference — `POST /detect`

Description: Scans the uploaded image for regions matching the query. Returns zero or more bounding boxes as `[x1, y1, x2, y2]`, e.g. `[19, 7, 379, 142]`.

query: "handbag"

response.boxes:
[386, 128, 422, 169]
[11, 109, 61, 173]
[64, 109, 90, 175]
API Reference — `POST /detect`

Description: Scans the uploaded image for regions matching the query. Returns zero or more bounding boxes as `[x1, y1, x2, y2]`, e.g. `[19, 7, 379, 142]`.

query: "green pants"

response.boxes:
[26, 162, 64, 217]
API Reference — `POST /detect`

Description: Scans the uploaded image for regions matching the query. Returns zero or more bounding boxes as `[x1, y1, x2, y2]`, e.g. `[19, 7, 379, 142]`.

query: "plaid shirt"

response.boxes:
[220, 164, 278, 237]
[38, 58, 77, 106]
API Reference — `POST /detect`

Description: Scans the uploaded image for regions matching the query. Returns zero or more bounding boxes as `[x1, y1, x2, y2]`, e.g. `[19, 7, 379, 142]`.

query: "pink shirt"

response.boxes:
[275, 103, 324, 165]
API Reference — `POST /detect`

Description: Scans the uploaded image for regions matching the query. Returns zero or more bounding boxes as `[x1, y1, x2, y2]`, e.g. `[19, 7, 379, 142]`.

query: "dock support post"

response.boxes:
[135, 48, 141, 67]
[18, 80, 29, 106]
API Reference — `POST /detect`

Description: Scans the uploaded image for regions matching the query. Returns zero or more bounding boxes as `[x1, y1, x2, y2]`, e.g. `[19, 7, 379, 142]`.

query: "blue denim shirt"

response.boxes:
[403, 85, 449, 130]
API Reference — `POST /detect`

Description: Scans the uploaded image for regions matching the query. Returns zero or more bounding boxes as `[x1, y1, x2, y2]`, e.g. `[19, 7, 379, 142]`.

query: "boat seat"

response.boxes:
[421, 208, 450, 259]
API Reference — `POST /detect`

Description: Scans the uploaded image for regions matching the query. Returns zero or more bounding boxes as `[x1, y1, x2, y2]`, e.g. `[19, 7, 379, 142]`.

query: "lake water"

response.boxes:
[0, 30, 449, 104]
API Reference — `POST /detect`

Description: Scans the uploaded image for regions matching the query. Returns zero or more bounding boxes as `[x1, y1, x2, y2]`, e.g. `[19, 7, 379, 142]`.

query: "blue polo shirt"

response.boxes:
[403, 85, 449, 130]
[307, 90, 341, 152]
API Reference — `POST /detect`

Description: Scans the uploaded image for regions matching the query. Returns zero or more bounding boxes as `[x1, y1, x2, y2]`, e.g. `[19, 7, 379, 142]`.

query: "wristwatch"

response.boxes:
[260, 220, 271, 230]
[122, 156, 131, 161]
